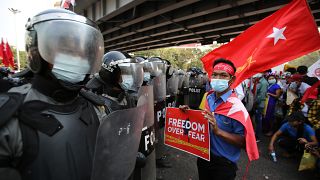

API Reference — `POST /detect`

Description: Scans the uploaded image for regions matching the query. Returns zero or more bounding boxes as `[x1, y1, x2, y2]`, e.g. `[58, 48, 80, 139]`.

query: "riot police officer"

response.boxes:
[0, 9, 104, 180]
[182, 67, 206, 109]
[84, 51, 149, 180]
[84, 51, 143, 114]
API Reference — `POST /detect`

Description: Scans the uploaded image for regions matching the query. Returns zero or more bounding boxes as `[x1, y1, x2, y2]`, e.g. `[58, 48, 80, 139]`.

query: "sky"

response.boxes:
[0, 0, 57, 50]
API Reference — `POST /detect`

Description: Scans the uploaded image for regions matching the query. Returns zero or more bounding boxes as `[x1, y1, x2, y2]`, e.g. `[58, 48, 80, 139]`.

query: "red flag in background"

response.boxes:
[201, 0, 320, 88]
[5, 42, 15, 68]
[0, 39, 9, 67]
[61, 0, 75, 9]
[0, 41, 3, 60]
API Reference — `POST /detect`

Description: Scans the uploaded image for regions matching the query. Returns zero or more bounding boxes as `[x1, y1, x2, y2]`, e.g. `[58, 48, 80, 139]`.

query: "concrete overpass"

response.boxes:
[74, 0, 320, 52]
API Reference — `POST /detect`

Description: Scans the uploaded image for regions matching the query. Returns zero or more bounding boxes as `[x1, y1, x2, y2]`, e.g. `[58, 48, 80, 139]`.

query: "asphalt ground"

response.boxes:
[156, 135, 319, 180]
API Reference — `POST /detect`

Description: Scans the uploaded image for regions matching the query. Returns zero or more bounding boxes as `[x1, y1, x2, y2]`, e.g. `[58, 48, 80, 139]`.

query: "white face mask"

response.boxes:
[51, 53, 90, 84]
[268, 79, 276, 84]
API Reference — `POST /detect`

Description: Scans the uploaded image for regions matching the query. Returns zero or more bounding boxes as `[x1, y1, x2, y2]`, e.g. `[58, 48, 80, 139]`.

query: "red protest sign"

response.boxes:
[164, 107, 210, 161]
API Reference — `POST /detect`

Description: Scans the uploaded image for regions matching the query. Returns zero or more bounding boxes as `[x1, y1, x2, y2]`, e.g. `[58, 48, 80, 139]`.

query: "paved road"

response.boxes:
[156, 136, 318, 180]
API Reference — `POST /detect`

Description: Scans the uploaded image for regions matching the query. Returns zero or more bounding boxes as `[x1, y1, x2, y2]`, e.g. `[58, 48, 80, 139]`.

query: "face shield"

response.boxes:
[34, 20, 104, 83]
[167, 72, 179, 95]
[143, 61, 167, 77]
[119, 63, 144, 91]
[177, 70, 186, 89]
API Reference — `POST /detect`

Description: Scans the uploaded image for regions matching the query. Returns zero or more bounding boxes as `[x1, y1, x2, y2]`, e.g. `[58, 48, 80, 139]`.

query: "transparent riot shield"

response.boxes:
[166, 73, 179, 108]
[137, 85, 156, 180]
[183, 74, 205, 109]
[166, 73, 179, 96]
[91, 95, 148, 180]
[152, 74, 166, 128]
[176, 70, 186, 107]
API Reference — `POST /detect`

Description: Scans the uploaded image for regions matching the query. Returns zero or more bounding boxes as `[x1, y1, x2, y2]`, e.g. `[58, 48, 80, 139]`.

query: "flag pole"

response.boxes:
[8, 8, 21, 72]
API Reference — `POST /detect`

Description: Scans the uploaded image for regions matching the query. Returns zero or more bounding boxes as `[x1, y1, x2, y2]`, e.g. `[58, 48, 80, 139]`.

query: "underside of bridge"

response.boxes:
[75, 0, 320, 53]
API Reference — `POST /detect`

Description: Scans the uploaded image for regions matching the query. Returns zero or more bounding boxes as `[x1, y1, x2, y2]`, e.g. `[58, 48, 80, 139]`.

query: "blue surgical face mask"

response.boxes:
[144, 72, 151, 82]
[120, 75, 134, 91]
[268, 79, 276, 84]
[210, 79, 229, 92]
[289, 82, 297, 90]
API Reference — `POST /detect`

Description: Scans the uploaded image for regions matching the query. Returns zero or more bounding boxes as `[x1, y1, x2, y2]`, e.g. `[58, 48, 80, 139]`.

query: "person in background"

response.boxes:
[263, 74, 283, 136]
[285, 67, 297, 75]
[254, 71, 269, 141]
[235, 82, 245, 101]
[301, 81, 320, 142]
[297, 65, 318, 86]
[268, 111, 318, 158]
[306, 144, 320, 177]
[289, 74, 311, 97]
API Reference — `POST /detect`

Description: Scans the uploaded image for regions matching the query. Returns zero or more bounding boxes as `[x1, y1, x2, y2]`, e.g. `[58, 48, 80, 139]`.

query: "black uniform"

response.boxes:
[0, 8, 104, 180]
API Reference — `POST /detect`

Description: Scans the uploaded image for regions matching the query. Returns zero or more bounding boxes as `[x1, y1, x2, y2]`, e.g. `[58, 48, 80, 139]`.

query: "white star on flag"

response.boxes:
[226, 97, 249, 122]
[266, 27, 287, 45]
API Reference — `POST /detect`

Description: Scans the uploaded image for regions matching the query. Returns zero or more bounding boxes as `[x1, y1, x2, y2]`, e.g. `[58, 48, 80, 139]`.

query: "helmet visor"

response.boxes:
[143, 62, 167, 77]
[36, 20, 104, 74]
[119, 63, 144, 91]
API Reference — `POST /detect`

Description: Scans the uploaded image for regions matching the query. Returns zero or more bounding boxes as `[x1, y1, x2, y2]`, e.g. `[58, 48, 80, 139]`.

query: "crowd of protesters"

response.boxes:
[242, 65, 320, 175]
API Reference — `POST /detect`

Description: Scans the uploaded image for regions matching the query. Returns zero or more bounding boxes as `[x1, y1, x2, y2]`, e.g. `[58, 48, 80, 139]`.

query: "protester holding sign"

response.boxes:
[180, 59, 258, 180]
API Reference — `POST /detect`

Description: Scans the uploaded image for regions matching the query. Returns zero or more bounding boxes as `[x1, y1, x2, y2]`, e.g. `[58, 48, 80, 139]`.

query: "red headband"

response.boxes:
[213, 63, 235, 75]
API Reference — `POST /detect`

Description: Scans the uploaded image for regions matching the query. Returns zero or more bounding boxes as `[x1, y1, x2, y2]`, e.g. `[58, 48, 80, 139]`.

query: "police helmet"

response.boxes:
[99, 51, 143, 91]
[25, 8, 104, 84]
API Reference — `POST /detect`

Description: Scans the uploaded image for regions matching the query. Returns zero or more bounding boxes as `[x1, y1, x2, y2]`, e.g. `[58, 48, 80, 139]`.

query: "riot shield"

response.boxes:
[91, 95, 148, 180]
[137, 85, 156, 180]
[166, 73, 179, 108]
[152, 74, 166, 128]
[183, 74, 205, 109]
[176, 70, 186, 107]
[166, 73, 179, 96]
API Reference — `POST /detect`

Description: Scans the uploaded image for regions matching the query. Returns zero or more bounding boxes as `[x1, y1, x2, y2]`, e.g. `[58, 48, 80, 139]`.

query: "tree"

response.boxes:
[11, 46, 27, 70]
[134, 46, 213, 71]
[287, 50, 320, 68]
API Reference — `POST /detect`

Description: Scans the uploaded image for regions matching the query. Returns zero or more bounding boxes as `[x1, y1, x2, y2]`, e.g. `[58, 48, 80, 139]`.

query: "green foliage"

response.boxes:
[134, 47, 319, 72]
[287, 50, 320, 68]
[11, 46, 28, 70]
[134, 47, 213, 70]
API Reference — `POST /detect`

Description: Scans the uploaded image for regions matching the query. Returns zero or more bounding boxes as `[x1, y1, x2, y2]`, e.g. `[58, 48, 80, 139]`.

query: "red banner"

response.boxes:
[165, 107, 210, 161]
[201, 0, 320, 88]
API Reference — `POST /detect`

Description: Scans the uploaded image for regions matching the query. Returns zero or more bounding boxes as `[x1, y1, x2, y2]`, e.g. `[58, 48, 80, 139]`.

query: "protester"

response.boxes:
[254, 72, 269, 141]
[302, 81, 320, 142]
[297, 65, 318, 86]
[181, 58, 258, 180]
[306, 145, 320, 177]
[263, 74, 283, 136]
[289, 74, 311, 97]
[268, 111, 318, 157]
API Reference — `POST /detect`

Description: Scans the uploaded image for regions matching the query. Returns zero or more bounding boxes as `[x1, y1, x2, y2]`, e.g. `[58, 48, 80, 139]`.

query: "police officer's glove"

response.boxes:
[135, 152, 147, 168]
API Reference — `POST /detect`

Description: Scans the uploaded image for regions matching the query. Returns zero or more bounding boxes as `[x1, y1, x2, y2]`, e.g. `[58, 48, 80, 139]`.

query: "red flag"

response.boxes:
[61, 0, 75, 9]
[0, 41, 3, 60]
[1, 39, 9, 67]
[204, 91, 259, 161]
[301, 80, 320, 104]
[5, 42, 15, 68]
[61, 0, 70, 9]
[201, 0, 320, 88]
